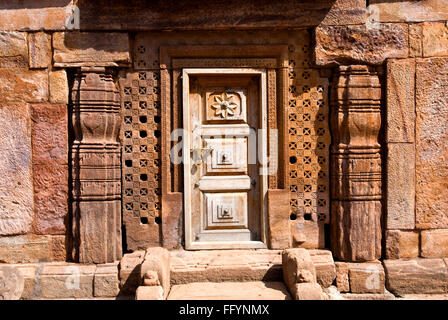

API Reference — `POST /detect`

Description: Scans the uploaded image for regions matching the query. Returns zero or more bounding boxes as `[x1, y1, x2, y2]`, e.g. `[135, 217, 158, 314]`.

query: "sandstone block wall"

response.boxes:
[314, 3, 448, 261]
[0, 0, 447, 266]
[384, 20, 448, 260]
[0, 1, 71, 262]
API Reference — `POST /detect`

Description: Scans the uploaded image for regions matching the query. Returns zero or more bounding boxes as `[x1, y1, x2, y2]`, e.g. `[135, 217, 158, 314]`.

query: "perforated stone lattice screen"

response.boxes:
[286, 36, 330, 247]
[120, 71, 162, 224]
[120, 30, 330, 249]
[287, 58, 330, 224]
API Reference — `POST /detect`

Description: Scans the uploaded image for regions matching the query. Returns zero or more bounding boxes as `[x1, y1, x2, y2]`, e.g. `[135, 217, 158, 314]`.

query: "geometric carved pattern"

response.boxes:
[205, 192, 248, 228]
[132, 30, 331, 248]
[120, 71, 162, 223]
[287, 36, 330, 227]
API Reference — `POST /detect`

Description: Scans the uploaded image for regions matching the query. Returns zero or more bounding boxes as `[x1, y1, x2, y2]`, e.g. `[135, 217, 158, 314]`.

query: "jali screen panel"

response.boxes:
[120, 30, 330, 250]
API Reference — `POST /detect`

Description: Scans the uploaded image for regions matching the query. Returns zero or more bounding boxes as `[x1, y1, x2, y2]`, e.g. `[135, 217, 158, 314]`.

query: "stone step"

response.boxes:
[169, 248, 336, 287]
[167, 281, 292, 300]
[397, 294, 448, 300]
[170, 249, 283, 284]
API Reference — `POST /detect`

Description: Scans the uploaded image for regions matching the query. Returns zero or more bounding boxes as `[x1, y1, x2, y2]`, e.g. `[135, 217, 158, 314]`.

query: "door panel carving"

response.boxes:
[183, 69, 267, 249]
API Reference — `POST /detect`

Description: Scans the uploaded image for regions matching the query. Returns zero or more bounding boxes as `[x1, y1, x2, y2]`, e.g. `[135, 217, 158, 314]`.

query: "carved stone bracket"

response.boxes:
[71, 67, 122, 263]
[330, 65, 382, 262]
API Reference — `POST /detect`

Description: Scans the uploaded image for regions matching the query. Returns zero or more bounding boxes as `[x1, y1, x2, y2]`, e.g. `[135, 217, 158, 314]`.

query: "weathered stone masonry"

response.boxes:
[70, 67, 122, 264]
[0, 0, 448, 299]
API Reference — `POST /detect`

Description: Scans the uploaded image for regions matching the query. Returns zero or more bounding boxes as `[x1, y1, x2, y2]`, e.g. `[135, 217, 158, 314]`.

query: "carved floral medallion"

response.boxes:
[210, 92, 238, 118]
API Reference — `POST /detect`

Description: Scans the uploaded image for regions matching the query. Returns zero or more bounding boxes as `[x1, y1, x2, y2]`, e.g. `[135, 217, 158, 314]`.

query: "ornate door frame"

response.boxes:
[182, 68, 268, 250]
[158, 45, 290, 249]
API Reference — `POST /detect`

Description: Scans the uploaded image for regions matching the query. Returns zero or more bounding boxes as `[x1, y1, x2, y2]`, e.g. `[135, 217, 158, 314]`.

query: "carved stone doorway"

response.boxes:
[119, 31, 330, 252]
[182, 68, 268, 250]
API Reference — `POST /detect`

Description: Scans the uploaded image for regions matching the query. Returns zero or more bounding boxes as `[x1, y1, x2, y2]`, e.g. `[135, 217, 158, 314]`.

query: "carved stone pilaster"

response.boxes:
[330, 65, 382, 262]
[71, 67, 122, 264]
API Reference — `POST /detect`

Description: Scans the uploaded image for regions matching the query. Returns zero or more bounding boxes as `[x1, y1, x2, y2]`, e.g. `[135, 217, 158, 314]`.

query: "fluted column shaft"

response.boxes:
[330, 65, 382, 262]
[71, 67, 122, 263]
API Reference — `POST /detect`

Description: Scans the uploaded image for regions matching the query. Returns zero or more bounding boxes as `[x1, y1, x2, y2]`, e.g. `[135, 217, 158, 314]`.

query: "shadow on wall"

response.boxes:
[367, 0, 420, 3]
[0, 0, 71, 9]
[75, 0, 338, 30]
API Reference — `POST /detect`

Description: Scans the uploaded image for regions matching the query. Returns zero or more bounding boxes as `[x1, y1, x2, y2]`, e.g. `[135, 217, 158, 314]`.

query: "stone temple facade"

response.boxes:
[0, 0, 447, 300]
